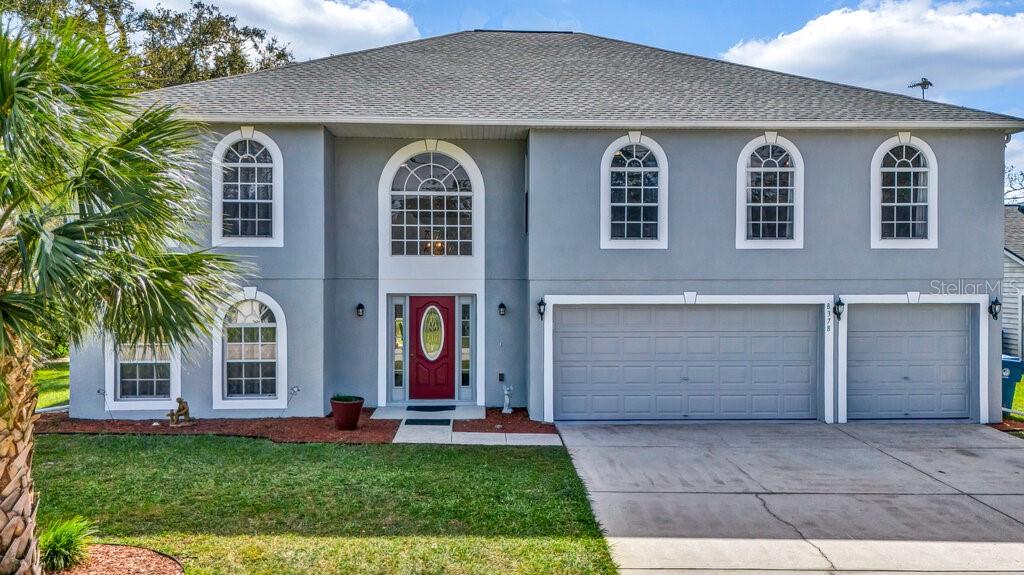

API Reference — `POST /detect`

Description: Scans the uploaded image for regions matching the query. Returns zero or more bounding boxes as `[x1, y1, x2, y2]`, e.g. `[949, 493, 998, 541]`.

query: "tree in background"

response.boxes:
[0, 26, 239, 573]
[0, 0, 293, 88]
[137, 2, 291, 86]
[1009, 165, 1024, 204]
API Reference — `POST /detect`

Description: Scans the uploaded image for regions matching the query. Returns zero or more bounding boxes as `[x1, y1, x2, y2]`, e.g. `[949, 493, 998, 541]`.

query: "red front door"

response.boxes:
[409, 296, 456, 400]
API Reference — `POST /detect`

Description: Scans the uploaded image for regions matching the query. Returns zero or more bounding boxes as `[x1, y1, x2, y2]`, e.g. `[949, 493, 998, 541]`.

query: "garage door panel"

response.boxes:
[553, 304, 820, 420]
[847, 304, 972, 420]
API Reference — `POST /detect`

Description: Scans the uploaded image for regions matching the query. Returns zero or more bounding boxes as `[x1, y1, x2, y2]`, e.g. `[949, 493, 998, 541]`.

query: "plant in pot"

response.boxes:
[330, 395, 364, 430]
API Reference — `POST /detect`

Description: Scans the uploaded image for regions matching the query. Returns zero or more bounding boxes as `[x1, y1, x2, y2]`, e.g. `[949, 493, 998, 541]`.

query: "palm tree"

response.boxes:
[0, 26, 239, 574]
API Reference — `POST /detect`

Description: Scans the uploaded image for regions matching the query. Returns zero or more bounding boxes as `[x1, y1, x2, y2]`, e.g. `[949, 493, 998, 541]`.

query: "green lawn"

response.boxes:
[35, 363, 69, 409]
[34, 435, 615, 575]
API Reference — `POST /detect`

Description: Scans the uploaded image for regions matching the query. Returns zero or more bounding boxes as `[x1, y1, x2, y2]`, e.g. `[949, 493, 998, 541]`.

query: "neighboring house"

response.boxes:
[1003, 205, 1024, 358]
[69, 31, 1023, 424]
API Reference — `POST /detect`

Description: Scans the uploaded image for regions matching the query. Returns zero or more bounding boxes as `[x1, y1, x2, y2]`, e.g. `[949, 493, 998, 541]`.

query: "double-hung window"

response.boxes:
[870, 134, 938, 249]
[736, 134, 804, 249]
[212, 129, 284, 247]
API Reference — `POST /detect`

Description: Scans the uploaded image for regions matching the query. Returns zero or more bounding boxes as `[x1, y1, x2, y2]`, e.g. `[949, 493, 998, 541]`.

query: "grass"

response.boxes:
[34, 435, 615, 575]
[35, 362, 69, 409]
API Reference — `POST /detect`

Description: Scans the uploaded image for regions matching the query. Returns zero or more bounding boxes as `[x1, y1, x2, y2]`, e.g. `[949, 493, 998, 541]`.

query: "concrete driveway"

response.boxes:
[559, 422, 1024, 574]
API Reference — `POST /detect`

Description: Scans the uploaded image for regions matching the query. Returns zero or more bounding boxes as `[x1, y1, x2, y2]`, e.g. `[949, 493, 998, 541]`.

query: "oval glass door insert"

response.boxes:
[420, 305, 444, 361]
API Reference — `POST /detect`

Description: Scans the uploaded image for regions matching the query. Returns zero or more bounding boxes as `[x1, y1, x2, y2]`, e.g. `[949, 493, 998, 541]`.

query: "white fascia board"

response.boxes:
[174, 114, 1024, 132]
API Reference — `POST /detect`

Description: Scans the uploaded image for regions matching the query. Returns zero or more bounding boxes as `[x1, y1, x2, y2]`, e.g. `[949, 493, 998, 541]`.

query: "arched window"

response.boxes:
[390, 152, 473, 256]
[735, 134, 804, 249]
[600, 133, 668, 249]
[212, 289, 288, 409]
[211, 129, 283, 247]
[870, 134, 938, 249]
[224, 300, 278, 398]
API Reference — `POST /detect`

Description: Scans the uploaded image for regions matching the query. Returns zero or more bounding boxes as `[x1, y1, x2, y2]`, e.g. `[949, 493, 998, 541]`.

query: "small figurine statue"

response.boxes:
[502, 382, 513, 414]
[167, 397, 193, 426]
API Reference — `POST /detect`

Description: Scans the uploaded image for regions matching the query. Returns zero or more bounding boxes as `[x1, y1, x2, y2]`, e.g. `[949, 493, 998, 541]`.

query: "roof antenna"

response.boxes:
[908, 77, 933, 99]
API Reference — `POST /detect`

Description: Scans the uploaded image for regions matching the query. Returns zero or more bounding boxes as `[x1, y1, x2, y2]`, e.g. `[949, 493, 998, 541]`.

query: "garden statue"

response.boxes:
[167, 397, 194, 426]
[502, 382, 513, 414]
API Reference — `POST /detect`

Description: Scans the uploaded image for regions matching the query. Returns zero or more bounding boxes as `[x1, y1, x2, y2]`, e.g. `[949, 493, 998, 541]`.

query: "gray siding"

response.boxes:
[71, 125, 330, 419]
[527, 129, 1005, 423]
[1003, 252, 1024, 357]
[70, 124, 1006, 423]
[323, 138, 528, 407]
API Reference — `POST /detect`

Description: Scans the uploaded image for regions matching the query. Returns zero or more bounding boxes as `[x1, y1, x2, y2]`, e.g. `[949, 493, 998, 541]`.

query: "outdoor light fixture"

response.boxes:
[498, 302, 507, 316]
[537, 297, 546, 319]
[990, 297, 1002, 320]
[356, 303, 365, 317]
[833, 297, 845, 321]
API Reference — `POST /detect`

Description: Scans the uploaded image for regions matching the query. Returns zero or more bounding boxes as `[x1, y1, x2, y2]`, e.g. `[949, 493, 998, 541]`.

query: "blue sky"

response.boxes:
[133, 0, 1024, 169]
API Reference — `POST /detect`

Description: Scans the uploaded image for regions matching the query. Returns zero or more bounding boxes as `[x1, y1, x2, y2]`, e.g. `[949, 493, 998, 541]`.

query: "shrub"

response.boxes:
[331, 394, 363, 402]
[39, 517, 95, 573]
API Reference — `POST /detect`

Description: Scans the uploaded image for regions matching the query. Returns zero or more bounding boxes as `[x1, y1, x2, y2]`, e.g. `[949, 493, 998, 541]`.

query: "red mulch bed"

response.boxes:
[991, 419, 1024, 432]
[36, 409, 399, 444]
[57, 544, 182, 575]
[452, 408, 557, 434]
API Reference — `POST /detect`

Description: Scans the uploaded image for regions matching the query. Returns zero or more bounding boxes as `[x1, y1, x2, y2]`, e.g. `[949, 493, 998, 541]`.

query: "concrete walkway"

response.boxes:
[392, 419, 562, 445]
[559, 422, 1024, 574]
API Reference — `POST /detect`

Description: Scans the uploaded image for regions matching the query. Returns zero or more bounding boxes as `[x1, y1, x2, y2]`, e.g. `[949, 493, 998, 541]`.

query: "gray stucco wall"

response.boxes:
[324, 137, 527, 407]
[70, 125, 1006, 422]
[70, 125, 330, 419]
[526, 129, 1006, 422]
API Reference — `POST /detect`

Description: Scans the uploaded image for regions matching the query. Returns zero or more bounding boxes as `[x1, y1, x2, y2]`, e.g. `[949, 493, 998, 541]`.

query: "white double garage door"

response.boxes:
[553, 303, 974, 421]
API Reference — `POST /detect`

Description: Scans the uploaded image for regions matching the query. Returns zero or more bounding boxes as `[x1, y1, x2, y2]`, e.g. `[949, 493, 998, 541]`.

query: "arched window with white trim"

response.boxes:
[211, 129, 284, 247]
[389, 151, 473, 256]
[212, 289, 288, 409]
[870, 134, 938, 249]
[736, 134, 804, 249]
[600, 133, 668, 249]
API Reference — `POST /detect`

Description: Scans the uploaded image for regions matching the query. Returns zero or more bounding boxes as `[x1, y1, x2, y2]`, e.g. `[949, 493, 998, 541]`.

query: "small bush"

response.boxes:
[39, 517, 95, 573]
[331, 394, 363, 402]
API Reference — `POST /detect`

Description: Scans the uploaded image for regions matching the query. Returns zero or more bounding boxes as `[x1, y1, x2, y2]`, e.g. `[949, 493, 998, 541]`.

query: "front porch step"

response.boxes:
[371, 405, 485, 420]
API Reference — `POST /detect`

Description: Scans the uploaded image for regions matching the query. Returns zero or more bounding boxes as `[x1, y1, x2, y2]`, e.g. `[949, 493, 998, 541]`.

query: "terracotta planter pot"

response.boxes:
[330, 397, 364, 430]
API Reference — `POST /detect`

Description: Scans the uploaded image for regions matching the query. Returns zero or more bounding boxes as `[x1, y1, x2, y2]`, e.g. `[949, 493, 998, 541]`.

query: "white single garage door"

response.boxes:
[847, 304, 972, 419]
[553, 304, 821, 420]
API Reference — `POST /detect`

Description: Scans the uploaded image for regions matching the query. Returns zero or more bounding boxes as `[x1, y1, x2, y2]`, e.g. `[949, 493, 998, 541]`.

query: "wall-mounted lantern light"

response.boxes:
[990, 297, 1002, 320]
[536, 297, 546, 319]
[833, 297, 845, 321]
[498, 302, 507, 316]
[356, 303, 365, 318]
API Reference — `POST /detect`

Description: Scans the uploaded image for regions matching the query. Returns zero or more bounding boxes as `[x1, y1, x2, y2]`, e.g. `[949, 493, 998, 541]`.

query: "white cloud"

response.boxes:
[721, 0, 1024, 96]
[133, 0, 419, 60]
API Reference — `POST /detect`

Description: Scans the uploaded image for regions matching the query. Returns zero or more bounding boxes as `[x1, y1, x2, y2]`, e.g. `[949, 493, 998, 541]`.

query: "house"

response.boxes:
[69, 30, 1024, 423]
[1003, 205, 1024, 358]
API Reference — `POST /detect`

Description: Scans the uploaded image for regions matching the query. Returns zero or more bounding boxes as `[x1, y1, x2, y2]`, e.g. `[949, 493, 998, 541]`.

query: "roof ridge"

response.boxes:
[573, 32, 1024, 124]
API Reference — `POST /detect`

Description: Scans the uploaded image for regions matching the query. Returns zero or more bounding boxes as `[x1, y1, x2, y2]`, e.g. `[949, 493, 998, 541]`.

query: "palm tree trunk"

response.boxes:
[0, 345, 40, 575]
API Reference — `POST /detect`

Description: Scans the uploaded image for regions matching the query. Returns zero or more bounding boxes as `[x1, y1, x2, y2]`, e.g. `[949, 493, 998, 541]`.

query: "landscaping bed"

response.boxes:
[452, 408, 558, 434]
[35, 435, 614, 574]
[58, 544, 182, 575]
[37, 409, 399, 443]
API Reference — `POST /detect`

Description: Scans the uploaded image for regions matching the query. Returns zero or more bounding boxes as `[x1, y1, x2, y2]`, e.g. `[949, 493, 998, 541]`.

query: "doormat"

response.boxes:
[404, 419, 451, 426]
[407, 405, 456, 412]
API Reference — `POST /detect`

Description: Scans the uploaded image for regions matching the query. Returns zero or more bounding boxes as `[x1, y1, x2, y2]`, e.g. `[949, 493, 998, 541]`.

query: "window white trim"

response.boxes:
[104, 339, 181, 411]
[212, 287, 288, 410]
[211, 128, 284, 248]
[735, 133, 804, 249]
[540, 293, 835, 423]
[377, 140, 485, 280]
[870, 134, 938, 249]
[600, 132, 669, 250]
[835, 293, 989, 423]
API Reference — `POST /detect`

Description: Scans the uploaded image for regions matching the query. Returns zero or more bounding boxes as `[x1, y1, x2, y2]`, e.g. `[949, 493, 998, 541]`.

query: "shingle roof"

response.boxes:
[141, 30, 1024, 128]
[1006, 206, 1024, 259]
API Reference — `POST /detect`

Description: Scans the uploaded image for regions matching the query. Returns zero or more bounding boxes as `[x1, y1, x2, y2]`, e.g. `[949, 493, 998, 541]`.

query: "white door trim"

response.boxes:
[377, 279, 485, 408]
[541, 293, 835, 423]
[836, 293, 990, 423]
